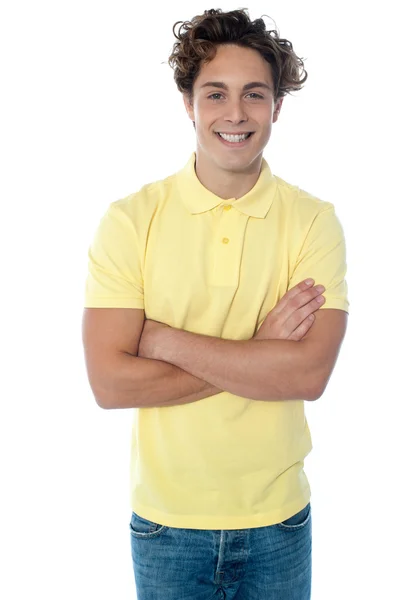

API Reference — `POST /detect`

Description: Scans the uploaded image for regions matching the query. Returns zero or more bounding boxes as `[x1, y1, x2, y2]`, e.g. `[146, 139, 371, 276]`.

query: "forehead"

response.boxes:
[196, 44, 273, 85]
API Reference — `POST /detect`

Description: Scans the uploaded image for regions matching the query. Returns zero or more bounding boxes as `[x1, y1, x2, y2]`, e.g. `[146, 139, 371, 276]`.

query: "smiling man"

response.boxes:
[185, 44, 282, 201]
[83, 8, 349, 600]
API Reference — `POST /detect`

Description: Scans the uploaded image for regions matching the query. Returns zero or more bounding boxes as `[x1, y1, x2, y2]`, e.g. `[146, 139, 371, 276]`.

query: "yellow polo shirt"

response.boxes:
[84, 152, 349, 529]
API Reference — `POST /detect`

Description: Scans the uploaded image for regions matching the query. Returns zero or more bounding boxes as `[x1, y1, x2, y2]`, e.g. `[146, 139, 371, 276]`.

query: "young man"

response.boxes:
[82, 8, 349, 600]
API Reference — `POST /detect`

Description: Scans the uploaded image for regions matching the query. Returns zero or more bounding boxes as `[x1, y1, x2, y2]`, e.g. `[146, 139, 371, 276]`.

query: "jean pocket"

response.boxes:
[129, 511, 168, 539]
[276, 502, 311, 530]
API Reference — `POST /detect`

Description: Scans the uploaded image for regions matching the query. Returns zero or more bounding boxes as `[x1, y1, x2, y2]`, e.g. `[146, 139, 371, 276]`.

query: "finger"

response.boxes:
[288, 314, 315, 341]
[284, 295, 324, 333]
[272, 279, 315, 316]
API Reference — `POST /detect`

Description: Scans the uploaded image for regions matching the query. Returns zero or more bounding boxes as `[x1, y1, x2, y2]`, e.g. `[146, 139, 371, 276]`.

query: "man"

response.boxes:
[82, 8, 349, 599]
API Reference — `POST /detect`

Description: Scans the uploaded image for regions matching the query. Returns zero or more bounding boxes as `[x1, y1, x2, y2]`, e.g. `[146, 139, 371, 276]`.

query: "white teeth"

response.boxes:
[218, 132, 251, 142]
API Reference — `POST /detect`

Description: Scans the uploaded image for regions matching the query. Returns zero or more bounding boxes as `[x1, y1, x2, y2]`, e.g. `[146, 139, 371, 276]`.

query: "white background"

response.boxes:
[1, 1, 398, 598]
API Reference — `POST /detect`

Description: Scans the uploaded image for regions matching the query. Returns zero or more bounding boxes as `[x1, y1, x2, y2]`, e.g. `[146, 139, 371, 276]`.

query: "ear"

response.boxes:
[273, 97, 284, 123]
[183, 93, 195, 121]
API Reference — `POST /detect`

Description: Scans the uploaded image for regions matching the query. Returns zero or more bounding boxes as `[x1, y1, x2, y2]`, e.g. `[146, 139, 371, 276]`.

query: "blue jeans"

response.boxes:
[129, 502, 312, 599]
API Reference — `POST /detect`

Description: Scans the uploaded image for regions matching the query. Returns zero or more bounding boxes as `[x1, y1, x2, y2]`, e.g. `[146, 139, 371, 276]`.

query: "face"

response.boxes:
[183, 44, 283, 174]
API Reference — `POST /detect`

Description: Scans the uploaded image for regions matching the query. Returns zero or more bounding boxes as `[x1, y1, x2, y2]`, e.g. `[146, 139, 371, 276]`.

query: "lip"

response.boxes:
[216, 131, 254, 135]
[215, 131, 254, 148]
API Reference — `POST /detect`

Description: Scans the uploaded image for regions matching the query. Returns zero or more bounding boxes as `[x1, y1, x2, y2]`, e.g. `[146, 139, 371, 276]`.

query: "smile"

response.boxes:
[215, 131, 254, 147]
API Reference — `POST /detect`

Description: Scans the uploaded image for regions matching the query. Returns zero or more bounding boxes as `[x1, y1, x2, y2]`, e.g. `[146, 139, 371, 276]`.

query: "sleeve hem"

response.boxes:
[320, 301, 349, 313]
[84, 297, 144, 309]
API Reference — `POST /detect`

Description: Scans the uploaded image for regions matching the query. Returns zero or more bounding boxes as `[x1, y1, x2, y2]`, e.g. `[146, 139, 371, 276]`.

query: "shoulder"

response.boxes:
[273, 174, 336, 225]
[108, 172, 176, 224]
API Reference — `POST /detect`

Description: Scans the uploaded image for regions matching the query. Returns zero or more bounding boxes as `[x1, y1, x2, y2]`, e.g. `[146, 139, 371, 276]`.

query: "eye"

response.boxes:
[247, 93, 264, 99]
[207, 92, 264, 101]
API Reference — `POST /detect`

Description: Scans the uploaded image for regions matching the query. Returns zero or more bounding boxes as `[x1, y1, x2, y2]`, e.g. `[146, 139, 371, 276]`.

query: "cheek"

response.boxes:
[194, 101, 218, 123]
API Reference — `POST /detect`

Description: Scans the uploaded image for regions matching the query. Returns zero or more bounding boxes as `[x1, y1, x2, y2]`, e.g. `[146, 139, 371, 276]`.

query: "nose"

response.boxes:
[223, 99, 249, 126]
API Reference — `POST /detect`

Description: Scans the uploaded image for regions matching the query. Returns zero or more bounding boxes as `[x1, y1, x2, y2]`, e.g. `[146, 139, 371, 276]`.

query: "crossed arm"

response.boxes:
[137, 309, 348, 403]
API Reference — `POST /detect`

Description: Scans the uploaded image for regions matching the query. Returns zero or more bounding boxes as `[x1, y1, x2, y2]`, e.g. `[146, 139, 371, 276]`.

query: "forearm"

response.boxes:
[101, 353, 223, 409]
[157, 328, 317, 401]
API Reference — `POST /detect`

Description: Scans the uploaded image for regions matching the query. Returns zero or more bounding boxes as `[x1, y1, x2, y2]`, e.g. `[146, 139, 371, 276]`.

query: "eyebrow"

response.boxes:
[200, 81, 273, 92]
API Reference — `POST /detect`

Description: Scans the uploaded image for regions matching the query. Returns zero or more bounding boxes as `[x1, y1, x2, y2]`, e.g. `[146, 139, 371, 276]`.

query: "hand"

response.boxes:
[254, 279, 325, 342]
[138, 319, 170, 360]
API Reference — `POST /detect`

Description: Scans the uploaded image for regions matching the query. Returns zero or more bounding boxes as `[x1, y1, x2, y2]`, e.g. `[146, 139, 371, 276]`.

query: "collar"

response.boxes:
[175, 152, 277, 218]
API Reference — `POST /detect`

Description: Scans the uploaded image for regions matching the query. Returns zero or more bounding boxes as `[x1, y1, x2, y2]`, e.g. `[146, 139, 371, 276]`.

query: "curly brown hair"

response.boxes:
[167, 8, 308, 105]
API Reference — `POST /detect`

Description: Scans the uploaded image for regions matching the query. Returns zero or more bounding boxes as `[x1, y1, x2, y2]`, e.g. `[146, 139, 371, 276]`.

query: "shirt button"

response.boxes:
[224, 205, 232, 211]
[222, 237, 230, 244]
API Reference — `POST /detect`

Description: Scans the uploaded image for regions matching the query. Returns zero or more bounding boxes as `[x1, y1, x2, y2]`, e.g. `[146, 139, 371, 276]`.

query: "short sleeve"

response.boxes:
[84, 202, 144, 309]
[288, 203, 349, 313]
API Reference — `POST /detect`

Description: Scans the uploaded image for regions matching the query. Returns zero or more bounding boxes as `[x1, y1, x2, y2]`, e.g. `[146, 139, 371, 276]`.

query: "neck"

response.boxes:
[194, 149, 263, 200]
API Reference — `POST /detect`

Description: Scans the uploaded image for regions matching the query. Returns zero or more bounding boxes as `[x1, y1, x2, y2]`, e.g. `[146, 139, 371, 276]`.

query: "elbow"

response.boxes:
[299, 377, 323, 402]
[93, 387, 140, 410]
[308, 389, 321, 402]
[91, 384, 117, 410]
[97, 398, 112, 410]
[307, 378, 327, 402]
[93, 389, 112, 410]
